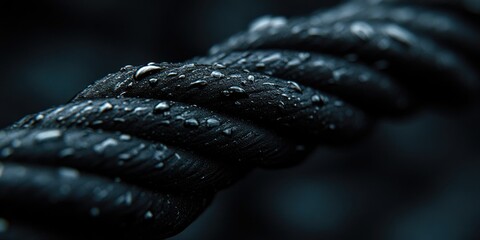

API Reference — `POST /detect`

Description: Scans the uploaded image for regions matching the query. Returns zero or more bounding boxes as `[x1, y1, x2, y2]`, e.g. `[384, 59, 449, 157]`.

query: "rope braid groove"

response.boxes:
[0, 0, 479, 239]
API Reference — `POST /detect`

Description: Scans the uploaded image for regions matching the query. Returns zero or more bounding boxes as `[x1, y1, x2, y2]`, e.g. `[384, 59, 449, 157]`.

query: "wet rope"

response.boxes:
[0, 0, 479, 239]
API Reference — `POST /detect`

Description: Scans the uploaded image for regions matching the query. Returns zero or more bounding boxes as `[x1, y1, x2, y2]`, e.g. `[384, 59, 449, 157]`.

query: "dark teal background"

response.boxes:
[0, 1, 479, 239]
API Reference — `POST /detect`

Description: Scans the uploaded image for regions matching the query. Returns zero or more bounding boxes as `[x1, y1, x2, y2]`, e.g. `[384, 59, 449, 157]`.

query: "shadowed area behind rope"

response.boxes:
[0, 0, 479, 239]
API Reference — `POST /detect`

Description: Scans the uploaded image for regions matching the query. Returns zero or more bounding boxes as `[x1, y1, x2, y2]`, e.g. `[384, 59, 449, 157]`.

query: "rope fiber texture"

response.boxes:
[0, 0, 479, 239]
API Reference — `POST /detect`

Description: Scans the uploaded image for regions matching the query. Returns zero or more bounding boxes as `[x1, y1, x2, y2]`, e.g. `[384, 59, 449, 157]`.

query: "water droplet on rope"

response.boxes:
[255, 62, 266, 69]
[213, 63, 226, 69]
[144, 211, 154, 219]
[350, 22, 374, 40]
[287, 81, 303, 93]
[155, 162, 165, 169]
[120, 65, 133, 72]
[135, 65, 163, 80]
[120, 134, 131, 141]
[223, 128, 233, 136]
[223, 86, 247, 97]
[58, 167, 79, 178]
[383, 25, 413, 46]
[99, 102, 113, 112]
[189, 80, 208, 87]
[35, 130, 62, 142]
[206, 118, 220, 128]
[35, 114, 45, 121]
[250, 16, 287, 32]
[261, 53, 282, 63]
[125, 192, 133, 205]
[94, 138, 118, 154]
[184, 118, 199, 128]
[149, 78, 158, 85]
[211, 71, 225, 78]
[154, 102, 170, 113]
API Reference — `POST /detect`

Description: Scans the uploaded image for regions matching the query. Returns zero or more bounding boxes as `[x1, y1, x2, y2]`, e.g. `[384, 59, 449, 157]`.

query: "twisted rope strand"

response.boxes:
[0, 0, 479, 239]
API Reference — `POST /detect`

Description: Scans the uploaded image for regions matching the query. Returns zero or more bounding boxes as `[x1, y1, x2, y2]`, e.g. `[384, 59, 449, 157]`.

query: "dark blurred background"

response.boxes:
[1, 1, 480, 239]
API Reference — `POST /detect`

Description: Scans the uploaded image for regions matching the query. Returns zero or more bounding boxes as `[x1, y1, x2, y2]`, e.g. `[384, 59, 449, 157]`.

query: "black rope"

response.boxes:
[0, 0, 479, 239]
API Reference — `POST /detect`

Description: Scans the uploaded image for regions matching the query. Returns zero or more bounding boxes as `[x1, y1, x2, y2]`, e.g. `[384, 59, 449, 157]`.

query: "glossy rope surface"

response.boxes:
[0, 0, 479, 239]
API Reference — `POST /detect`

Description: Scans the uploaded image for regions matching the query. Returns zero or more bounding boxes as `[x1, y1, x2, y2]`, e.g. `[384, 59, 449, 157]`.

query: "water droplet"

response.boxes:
[154, 102, 170, 113]
[58, 167, 79, 178]
[99, 102, 113, 112]
[222, 86, 247, 97]
[298, 53, 310, 61]
[133, 107, 149, 114]
[135, 65, 163, 80]
[255, 62, 266, 69]
[287, 59, 301, 67]
[184, 63, 195, 68]
[184, 118, 199, 128]
[333, 69, 347, 81]
[383, 25, 413, 46]
[213, 63, 226, 69]
[249, 16, 287, 32]
[211, 71, 225, 78]
[206, 118, 220, 128]
[144, 211, 154, 219]
[113, 118, 126, 123]
[312, 60, 325, 67]
[35, 114, 45, 121]
[149, 78, 158, 85]
[311, 95, 323, 104]
[35, 130, 62, 142]
[90, 207, 100, 217]
[159, 120, 171, 125]
[350, 22, 374, 40]
[222, 128, 233, 136]
[125, 192, 133, 205]
[287, 81, 302, 93]
[261, 53, 282, 63]
[189, 80, 208, 88]
[155, 162, 165, 169]
[247, 75, 255, 81]
[120, 65, 133, 71]
[119, 153, 132, 160]
[119, 134, 131, 141]
[94, 138, 118, 154]
[308, 27, 327, 36]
